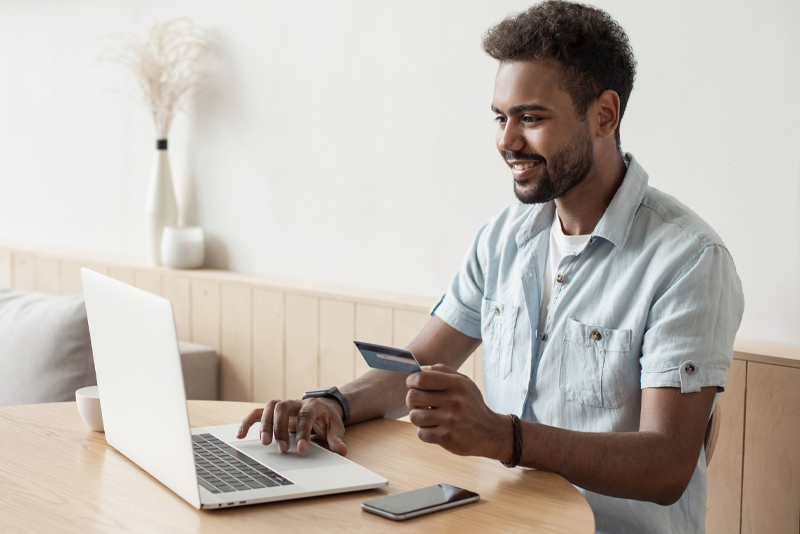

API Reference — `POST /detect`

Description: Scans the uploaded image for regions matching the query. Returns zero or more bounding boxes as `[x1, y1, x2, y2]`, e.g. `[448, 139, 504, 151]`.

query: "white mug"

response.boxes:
[76, 385, 104, 432]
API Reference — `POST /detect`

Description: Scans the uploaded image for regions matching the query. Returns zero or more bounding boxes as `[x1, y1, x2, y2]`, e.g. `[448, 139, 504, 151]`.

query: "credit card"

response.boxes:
[354, 341, 422, 374]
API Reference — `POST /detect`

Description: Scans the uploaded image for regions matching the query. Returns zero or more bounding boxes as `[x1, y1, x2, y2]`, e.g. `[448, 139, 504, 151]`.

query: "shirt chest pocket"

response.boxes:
[559, 318, 632, 408]
[481, 299, 518, 379]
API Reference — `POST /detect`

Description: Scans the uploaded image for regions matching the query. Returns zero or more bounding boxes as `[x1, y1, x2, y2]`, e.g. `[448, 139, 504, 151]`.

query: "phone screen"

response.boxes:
[362, 484, 479, 519]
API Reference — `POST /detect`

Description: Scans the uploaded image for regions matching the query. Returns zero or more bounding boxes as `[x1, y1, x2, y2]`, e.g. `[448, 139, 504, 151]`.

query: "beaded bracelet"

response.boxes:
[501, 413, 523, 468]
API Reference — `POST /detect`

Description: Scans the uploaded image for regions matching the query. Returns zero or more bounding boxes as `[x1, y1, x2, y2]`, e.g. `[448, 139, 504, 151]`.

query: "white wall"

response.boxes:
[0, 0, 798, 345]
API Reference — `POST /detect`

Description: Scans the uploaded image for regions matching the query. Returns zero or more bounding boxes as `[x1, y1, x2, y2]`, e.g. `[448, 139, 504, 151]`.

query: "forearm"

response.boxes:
[512, 423, 696, 505]
[340, 369, 410, 424]
[342, 316, 481, 425]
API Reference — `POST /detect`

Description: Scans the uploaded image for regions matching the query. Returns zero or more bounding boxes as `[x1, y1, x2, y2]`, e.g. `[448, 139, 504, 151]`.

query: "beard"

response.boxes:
[508, 121, 595, 204]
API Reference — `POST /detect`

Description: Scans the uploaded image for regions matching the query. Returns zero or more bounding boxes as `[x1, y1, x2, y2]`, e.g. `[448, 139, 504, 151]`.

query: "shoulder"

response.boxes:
[637, 186, 728, 252]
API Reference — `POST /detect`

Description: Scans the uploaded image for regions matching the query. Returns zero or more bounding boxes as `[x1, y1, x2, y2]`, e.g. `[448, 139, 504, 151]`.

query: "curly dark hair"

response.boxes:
[483, 1, 636, 149]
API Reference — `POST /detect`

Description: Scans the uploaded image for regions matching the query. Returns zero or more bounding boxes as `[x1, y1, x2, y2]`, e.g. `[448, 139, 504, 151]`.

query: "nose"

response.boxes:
[497, 120, 523, 153]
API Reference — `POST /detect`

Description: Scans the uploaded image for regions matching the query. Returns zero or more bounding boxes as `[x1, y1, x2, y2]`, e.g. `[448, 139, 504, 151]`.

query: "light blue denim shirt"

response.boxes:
[432, 153, 744, 534]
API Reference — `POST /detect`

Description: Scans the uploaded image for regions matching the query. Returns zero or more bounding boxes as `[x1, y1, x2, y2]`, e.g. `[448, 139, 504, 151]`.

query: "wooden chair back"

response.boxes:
[704, 402, 721, 467]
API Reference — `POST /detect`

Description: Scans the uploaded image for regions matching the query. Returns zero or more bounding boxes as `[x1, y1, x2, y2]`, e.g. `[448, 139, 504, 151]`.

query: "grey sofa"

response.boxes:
[0, 288, 219, 406]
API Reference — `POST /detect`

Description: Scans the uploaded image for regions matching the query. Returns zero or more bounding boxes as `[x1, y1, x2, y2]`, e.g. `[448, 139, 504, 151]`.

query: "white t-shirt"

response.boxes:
[537, 209, 591, 335]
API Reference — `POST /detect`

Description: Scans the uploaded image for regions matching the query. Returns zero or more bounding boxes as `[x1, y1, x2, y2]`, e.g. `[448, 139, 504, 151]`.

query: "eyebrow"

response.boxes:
[491, 103, 551, 115]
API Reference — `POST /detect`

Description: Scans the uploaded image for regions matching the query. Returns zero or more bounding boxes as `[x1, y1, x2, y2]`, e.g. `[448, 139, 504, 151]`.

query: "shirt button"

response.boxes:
[685, 364, 696, 374]
[591, 331, 602, 341]
[539, 332, 547, 341]
[494, 307, 500, 316]
[556, 274, 564, 284]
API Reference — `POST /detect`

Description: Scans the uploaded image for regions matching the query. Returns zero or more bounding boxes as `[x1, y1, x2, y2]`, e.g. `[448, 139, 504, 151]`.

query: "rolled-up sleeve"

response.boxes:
[640, 245, 744, 392]
[431, 224, 488, 339]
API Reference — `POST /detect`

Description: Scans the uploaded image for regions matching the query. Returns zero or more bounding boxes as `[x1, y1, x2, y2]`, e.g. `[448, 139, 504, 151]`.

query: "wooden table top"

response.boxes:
[0, 401, 594, 533]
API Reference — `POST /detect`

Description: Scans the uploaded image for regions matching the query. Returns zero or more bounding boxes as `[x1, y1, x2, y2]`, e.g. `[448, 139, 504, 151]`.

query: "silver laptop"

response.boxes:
[81, 268, 387, 510]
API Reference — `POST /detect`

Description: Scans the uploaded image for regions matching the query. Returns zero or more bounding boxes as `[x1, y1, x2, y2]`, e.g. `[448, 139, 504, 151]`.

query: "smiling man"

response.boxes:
[239, 2, 744, 532]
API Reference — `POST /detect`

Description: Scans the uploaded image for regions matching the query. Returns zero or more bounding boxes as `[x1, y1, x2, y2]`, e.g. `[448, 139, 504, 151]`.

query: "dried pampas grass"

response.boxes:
[100, 18, 211, 139]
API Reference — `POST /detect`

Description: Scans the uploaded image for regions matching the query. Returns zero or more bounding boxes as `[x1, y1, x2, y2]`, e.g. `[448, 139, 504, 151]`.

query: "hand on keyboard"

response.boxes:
[236, 398, 347, 456]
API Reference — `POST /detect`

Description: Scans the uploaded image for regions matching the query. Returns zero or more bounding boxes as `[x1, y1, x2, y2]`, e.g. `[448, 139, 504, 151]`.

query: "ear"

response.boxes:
[593, 90, 621, 140]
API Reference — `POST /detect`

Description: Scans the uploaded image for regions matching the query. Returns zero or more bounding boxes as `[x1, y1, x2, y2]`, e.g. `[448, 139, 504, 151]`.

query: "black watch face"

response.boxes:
[305, 386, 336, 396]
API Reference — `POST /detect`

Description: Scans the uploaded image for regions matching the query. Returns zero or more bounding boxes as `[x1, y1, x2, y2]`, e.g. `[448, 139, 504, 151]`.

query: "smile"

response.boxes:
[509, 160, 542, 171]
[513, 162, 538, 170]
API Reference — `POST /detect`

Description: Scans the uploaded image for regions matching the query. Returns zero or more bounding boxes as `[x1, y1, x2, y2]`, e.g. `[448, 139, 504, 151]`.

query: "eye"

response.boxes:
[522, 115, 541, 124]
[494, 115, 507, 125]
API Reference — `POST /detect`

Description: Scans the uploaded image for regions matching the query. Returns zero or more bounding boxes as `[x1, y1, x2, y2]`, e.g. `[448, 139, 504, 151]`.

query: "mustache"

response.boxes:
[504, 151, 546, 164]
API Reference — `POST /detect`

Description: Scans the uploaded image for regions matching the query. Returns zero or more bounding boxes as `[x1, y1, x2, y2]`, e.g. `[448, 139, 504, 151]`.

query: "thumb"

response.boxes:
[327, 424, 348, 456]
[423, 363, 460, 374]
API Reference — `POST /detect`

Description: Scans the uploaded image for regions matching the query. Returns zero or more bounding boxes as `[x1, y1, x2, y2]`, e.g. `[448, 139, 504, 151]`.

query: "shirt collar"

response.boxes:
[591, 153, 649, 250]
[515, 200, 555, 246]
[515, 152, 649, 250]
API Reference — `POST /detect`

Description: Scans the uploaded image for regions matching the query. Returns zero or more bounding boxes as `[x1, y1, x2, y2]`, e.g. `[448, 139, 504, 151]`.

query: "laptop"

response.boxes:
[81, 268, 388, 510]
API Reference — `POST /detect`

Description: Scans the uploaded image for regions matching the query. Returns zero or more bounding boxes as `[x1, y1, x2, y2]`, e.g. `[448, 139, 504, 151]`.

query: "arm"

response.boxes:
[343, 316, 481, 423]
[236, 315, 478, 454]
[406, 366, 716, 505]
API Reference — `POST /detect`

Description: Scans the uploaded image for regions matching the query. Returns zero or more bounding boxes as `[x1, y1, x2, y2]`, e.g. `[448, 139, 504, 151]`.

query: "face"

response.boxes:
[492, 61, 595, 204]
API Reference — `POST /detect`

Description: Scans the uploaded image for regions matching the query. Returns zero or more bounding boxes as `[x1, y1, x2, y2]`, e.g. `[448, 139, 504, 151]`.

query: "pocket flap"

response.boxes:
[564, 318, 631, 351]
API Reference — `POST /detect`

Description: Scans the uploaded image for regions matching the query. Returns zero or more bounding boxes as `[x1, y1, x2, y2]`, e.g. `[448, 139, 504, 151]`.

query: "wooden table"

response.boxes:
[0, 401, 595, 533]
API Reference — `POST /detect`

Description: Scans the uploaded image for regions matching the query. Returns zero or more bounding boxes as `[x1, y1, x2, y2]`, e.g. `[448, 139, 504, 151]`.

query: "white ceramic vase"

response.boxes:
[145, 140, 178, 265]
[161, 226, 205, 269]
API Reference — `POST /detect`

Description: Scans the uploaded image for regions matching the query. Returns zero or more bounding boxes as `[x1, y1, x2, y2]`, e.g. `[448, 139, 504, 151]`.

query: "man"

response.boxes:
[238, 2, 744, 532]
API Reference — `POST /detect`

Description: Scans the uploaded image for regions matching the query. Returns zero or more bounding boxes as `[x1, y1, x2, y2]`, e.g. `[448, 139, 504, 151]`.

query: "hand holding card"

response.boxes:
[354, 341, 422, 374]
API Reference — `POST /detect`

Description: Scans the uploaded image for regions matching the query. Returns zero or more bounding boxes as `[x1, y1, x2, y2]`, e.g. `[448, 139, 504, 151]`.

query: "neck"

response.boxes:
[554, 149, 627, 236]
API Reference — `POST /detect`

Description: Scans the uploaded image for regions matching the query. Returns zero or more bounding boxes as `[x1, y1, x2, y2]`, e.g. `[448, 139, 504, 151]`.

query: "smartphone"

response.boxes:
[361, 484, 479, 521]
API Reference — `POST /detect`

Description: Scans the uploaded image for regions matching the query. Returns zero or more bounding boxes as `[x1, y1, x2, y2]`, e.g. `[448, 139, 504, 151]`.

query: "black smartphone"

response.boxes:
[361, 484, 479, 521]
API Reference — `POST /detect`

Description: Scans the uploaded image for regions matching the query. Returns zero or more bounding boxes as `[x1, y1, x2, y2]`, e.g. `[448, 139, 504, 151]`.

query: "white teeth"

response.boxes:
[513, 162, 538, 170]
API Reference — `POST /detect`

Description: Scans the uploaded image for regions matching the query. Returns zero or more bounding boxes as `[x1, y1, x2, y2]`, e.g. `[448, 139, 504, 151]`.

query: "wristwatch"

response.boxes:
[302, 386, 350, 425]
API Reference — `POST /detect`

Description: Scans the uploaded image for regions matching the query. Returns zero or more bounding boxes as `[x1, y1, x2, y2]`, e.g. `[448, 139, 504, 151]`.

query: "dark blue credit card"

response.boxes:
[354, 341, 422, 374]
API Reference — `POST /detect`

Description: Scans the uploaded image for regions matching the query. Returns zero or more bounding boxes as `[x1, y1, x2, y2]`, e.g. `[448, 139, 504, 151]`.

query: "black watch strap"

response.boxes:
[302, 386, 350, 425]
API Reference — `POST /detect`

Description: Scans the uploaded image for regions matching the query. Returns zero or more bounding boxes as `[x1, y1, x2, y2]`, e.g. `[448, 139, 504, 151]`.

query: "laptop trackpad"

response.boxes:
[232, 435, 350, 473]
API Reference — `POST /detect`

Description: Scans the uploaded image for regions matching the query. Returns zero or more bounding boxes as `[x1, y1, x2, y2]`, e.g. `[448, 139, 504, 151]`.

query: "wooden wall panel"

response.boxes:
[35, 257, 60, 295]
[0, 251, 11, 287]
[133, 270, 162, 296]
[220, 284, 252, 402]
[61, 261, 108, 295]
[741, 363, 800, 534]
[285, 294, 319, 400]
[60, 261, 83, 295]
[107, 267, 135, 286]
[162, 275, 191, 341]
[354, 304, 393, 377]
[393, 309, 430, 349]
[13, 253, 36, 291]
[706, 359, 746, 534]
[320, 299, 356, 387]
[191, 280, 220, 351]
[253, 289, 284, 402]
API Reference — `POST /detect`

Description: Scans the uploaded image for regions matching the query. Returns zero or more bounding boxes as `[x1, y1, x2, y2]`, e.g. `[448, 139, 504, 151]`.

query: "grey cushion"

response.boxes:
[178, 341, 220, 401]
[0, 289, 96, 406]
[0, 288, 220, 406]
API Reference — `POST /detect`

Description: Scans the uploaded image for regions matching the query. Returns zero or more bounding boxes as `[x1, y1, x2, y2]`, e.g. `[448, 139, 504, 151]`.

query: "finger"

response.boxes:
[258, 400, 279, 445]
[416, 426, 442, 445]
[406, 369, 461, 391]
[237, 408, 263, 439]
[408, 408, 439, 428]
[326, 419, 348, 456]
[273, 400, 301, 453]
[406, 388, 444, 410]
[294, 404, 317, 453]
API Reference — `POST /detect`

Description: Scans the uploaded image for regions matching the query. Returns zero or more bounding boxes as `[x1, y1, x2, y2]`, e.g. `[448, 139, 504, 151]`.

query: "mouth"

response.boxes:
[510, 161, 541, 171]
[508, 159, 544, 181]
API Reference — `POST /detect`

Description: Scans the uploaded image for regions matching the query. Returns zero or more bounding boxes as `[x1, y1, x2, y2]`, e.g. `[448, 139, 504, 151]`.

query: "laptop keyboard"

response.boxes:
[192, 434, 294, 494]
